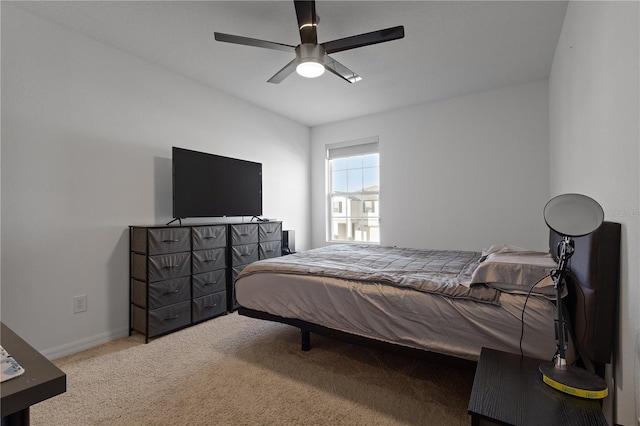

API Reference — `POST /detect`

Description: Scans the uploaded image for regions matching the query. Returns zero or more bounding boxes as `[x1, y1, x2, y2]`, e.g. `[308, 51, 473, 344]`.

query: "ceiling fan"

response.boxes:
[214, 0, 405, 84]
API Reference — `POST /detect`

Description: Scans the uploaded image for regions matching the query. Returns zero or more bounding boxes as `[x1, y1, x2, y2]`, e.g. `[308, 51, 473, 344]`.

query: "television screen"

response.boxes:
[172, 147, 262, 219]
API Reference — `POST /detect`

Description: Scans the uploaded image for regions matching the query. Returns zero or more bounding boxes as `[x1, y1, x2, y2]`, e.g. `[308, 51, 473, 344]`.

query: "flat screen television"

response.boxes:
[172, 147, 262, 219]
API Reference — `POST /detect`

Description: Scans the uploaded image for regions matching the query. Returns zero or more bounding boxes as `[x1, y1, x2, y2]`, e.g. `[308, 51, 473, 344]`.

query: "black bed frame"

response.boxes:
[238, 222, 621, 377]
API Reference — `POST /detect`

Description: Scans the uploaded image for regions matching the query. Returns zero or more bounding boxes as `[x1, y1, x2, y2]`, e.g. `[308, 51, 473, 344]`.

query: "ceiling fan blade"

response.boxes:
[267, 58, 298, 84]
[324, 56, 362, 84]
[214, 32, 295, 53]
[294, 1, 318, 44]
[322, 26, 405, 54]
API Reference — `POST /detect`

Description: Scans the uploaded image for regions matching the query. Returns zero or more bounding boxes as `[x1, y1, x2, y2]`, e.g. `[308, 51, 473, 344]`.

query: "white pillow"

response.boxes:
[470, 249, 562, 298]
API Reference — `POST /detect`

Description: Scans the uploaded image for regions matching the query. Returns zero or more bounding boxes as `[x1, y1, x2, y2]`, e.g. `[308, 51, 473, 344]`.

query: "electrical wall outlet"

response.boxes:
[73, 295, 87, 314]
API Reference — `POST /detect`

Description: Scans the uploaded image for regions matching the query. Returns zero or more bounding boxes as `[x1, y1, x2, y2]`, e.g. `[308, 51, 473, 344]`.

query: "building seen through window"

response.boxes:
[328, 152, 379, 243]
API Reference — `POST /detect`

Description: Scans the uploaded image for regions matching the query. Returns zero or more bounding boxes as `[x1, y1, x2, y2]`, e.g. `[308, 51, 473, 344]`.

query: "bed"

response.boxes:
[234, 222, 620, 375]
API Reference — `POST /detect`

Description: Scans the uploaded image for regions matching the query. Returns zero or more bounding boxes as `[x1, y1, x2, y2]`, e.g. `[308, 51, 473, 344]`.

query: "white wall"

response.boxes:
[549, 1, 639, 424]
[0, 5, 310, 357]
[311, 80, 550, 252]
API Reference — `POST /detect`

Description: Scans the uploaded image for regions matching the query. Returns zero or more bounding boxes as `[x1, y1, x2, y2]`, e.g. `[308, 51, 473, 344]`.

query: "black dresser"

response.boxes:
[129, 221, 281, 342]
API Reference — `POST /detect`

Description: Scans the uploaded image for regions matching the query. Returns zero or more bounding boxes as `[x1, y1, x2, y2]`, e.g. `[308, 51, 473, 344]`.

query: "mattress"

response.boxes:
[235, 245, 559, 362]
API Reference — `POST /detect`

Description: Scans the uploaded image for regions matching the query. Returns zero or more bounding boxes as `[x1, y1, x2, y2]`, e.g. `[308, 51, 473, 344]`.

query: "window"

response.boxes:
[327, 138, 380, 243]
[363, 200, 376, 214]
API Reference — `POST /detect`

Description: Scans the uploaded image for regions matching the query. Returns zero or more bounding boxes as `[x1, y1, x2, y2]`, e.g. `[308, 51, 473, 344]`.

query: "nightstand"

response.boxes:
[468, 347, 607, 426]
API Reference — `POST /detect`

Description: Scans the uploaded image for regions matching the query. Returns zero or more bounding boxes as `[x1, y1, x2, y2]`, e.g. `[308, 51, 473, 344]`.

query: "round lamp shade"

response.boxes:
[296, 60, 325, 78]
[544, 193, 604, 237]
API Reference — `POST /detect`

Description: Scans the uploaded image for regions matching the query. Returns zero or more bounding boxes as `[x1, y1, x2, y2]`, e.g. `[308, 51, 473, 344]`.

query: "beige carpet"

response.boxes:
[31, 313, 475, 425]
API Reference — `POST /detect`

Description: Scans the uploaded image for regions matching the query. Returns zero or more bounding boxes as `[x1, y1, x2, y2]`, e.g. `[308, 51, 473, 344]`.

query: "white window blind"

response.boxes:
[327, 141, 379, 160]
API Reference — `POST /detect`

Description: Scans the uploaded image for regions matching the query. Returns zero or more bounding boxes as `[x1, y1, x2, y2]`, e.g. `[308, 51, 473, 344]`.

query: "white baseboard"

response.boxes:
[42, 327, 130, 360]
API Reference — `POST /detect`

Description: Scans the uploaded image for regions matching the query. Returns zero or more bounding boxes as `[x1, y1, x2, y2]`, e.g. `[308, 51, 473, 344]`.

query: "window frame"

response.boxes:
[326, 137, 380, 244]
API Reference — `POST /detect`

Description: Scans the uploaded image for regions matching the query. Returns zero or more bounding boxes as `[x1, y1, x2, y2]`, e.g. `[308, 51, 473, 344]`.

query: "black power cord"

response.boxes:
[519, 272, 553, 358]
[519, 257, 591, 370]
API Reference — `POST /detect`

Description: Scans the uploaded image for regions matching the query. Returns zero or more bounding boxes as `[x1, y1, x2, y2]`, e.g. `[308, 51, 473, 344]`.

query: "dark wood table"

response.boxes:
[1, 323, 66, 426]
[467, 347, 607, 426]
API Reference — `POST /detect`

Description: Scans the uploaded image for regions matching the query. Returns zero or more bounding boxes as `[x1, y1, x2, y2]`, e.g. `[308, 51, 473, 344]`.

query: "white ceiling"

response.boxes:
[12, 1, 568, 127]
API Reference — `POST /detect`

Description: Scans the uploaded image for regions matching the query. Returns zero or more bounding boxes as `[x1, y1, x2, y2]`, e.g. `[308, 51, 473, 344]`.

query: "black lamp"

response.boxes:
[539, 193, 608, 399]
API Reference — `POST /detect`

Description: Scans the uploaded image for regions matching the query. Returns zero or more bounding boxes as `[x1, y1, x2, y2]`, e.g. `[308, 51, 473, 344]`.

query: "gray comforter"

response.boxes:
[237, 244, 501, 305]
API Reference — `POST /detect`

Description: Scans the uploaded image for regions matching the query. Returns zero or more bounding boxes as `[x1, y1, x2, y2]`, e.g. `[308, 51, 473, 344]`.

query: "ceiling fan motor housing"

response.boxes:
[296, 43, 326, 65]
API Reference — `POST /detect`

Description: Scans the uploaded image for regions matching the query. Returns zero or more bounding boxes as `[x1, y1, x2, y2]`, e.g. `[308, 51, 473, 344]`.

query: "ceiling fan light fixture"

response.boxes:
[295, 43, 326, 78]
[214, 1, 405, 84]
[296, 59, 325, 78]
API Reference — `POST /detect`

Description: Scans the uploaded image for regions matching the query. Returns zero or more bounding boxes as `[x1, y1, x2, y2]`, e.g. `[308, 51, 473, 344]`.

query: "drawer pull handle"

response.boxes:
[164, 314, 180, 321]
[204, 281, 218, 286]
[204, 235, 218, 240]
[241, 253, 251, 257]
[204, 258, 217, 263]
[163, 239, 180, 243]
[164, 289, 180, 294]
[240, 233, 250, 236]
[267, 249, 275, 253]
[163, 265, 178, 269]
[205, 304, 217, 309]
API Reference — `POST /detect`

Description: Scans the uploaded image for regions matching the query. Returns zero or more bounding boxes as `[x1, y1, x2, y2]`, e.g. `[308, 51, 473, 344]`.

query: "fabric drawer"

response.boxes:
[193, 269, 226, 298]
[259, 241, 282, 260]
[147, 252, 191, 282]
[192, 247, 226, 275]
[131, 278, 147, 308]
[192, 225, 226, 251]
[229, 268, 244, 311]
[229, 224, 259, 245]
[132, 278, 191, 309]
[231, 243, 259, 266]
[192, 292, 226, 323]
[131, 253, 147, 281]
[137, 227, 190, 255]
[147, 276, 191, 309]
[132, 301, 191, 337]
[259, 222, 282, 242]
[131, 227, 149, 254]
[231, 264, 248, 284]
